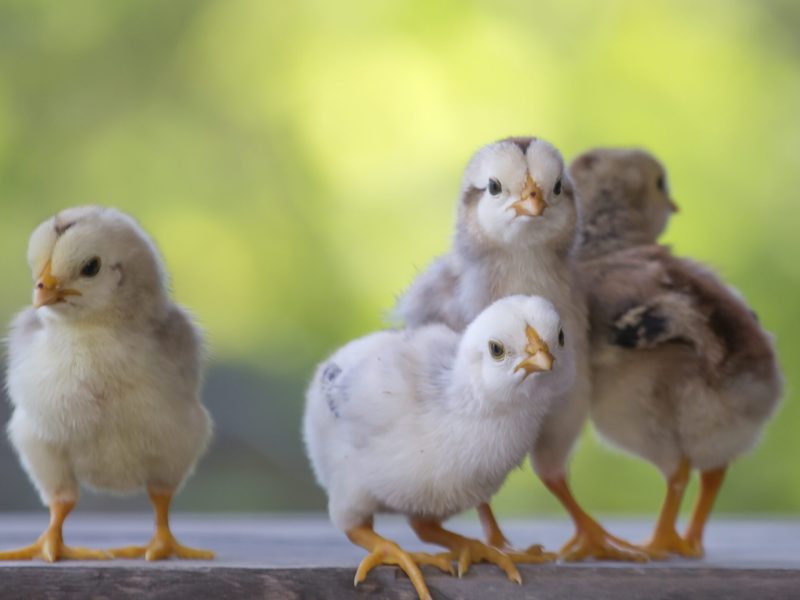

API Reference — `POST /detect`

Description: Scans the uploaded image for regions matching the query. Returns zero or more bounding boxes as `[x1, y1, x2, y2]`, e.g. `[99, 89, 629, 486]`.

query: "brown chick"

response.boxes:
[572, 148, 783, 558]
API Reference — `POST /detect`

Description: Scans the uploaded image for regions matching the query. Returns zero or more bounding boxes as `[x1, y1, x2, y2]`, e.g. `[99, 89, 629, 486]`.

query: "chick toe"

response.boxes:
[0, 501, 109, 562]
[411, 518, 522, 583]
[348, 525, 437, 600]
[109, 490, 213, 561]
[560, 521, 649, 563]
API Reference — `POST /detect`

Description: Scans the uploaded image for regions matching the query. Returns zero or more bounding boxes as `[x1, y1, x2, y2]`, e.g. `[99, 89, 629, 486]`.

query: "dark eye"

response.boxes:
[558, 329, 565, 347]
[488, 340, 506, 360]
[488, 178, 502, 196]
[656, 175, 665, 192]
[553, 179, 562, 195]
[80, 257, 101, 278]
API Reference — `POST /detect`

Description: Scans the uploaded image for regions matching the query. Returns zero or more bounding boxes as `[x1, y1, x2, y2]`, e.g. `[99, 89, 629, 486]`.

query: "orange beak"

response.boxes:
[514, 325, 554, 379]
[33, 260, 81, 308]
[510, 174, 546, 217]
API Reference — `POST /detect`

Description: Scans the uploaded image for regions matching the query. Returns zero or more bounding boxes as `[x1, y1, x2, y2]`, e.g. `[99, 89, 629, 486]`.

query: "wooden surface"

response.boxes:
[1, 513, 799, 599]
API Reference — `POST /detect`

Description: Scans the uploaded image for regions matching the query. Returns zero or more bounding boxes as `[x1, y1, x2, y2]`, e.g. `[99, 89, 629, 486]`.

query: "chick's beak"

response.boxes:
[511, 174, 546, 217]
[669, 200, 679, 213]
[33, 260, 81, 308]
[514, 325, 554, 379]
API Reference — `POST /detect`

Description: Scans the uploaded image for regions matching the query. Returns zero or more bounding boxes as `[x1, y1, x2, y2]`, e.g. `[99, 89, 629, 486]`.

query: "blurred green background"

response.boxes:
[0, 0, 798, 519]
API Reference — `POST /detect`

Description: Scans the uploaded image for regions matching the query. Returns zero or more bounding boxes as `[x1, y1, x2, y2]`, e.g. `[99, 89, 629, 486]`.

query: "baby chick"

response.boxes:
[304, 295, 574, 600]
[572, 148, 783, 557]
[0, 206, 213, 562]
[396, 137, 645, 562]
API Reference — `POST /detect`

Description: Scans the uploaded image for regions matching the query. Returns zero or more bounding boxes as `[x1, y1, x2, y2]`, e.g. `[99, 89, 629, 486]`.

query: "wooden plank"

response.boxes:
[1, 514, 799, 598]
[1, 566, 799, 600]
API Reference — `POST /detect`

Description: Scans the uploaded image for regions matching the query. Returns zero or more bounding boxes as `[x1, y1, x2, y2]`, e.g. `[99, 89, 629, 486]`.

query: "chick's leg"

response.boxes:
[543, 475, 648, 562]
[641, 458, 699, 558]
[347, 521, 453, 600]
[0, 501, 109, 561]
[683, 465, 727, 557]
[410, 517, 521, 583]
[477, 502, 556, 563]
[109, 489, 214, 560]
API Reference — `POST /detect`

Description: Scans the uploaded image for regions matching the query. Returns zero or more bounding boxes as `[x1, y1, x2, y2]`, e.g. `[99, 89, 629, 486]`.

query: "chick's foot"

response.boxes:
[560, 518, 649, 563]
[0, 500, 109, 562]
[681, 535, 706, 558]
[542, 475, 647, 562]
[448, 537, 523, 580]
[477, 502, 556, 564]
[109, 488, 214, 561]
[641, 527, 702, 559]
[0, 531, 110, 562]
[348, 524, 452, 600]
[411, 518, 522, 582]
[109, 528, 214, 561]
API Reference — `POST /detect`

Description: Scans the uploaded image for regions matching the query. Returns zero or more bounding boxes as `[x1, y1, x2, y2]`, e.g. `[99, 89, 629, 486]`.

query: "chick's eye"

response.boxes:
[553, 179, 562, 196]
[656, 175, 665, 192]
[558, 329, 565, 347]
[488, 178, 502, 196]
[488, 340, 506, 360]
[80, 257, 101, 278]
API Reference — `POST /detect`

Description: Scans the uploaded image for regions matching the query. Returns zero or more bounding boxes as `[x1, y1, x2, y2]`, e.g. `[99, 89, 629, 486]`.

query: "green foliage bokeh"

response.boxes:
[0, 0, 798, 515]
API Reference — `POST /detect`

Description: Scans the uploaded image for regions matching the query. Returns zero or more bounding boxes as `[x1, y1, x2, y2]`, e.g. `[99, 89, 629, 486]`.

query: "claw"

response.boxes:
[347, 524, 451, 600]
[353, 541, 440, 600]
[411, 518, 522, 584]
[477, 503, 557, 565]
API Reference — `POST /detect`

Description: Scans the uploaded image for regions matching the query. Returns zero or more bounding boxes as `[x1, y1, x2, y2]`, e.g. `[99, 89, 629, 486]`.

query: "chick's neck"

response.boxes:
[578, 203, 654, 259]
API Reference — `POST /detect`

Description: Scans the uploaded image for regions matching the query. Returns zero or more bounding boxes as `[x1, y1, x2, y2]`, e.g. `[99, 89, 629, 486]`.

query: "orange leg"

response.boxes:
[0, 501, 109, 562]
[543, 475, 647, 562]
[410, 517, 521, 583]
[109, 489, 214, 560]
[476, 502, 556, 563]
[346, 521, 452, 600]
[683, 465, 727, 557]
[641, 458, 699, 558]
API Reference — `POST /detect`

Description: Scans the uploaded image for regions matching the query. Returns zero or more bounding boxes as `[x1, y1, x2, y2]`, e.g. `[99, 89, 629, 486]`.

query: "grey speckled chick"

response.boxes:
[573, 148, 783, 558]
[396, 137, 647, 563]
[0, 206, 214, 562]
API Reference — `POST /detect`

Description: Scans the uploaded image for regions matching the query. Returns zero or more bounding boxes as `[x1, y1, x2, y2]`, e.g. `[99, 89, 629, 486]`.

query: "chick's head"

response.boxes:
[457, 137, 577, 251]
[570, 148, 676, 245]
[461, 294, 575, 405]
[27, 206, 167, 322]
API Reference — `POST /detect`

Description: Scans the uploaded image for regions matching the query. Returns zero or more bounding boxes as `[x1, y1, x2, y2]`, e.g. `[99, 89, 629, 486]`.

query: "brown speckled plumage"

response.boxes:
[573, 146, 782, 496]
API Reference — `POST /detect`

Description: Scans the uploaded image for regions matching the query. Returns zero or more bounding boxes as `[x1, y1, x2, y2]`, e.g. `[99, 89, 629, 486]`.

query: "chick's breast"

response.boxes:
[7, 305, 211, 494]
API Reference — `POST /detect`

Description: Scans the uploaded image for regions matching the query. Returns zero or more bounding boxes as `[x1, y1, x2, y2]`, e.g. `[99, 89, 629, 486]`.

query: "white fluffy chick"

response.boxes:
[304, 295, 574, 600]
[573, 148, 783, 557]
[395, 137, 645, 562]
[0, 206, 213, 562]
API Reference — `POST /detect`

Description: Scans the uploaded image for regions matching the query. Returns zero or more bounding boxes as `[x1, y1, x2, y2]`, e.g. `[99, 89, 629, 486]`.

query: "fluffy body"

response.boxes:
[572, 149, 782, 478]
[5, 206, 212, 505]
[305, 295, 574, 532]
[395, 137, 588, 478]
[581, 246, 781, 476]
